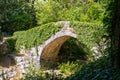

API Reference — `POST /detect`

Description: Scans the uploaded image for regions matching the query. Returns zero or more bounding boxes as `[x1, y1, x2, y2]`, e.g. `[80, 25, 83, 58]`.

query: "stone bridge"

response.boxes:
[0, 21, 77, 79]
[0, 21, 105, 79]
[29, 21, 77, 67]
[39, 21, 77, 67]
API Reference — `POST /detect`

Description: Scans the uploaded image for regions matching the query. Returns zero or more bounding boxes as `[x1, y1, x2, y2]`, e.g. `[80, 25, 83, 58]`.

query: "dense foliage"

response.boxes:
[0, 0, 35, 34]
[24, 61, 82, 80]
[66, 56, 117, 80]
[25, 56, 120, 80]
[35, 0, 106, 25]
[104, 0, 120, 68]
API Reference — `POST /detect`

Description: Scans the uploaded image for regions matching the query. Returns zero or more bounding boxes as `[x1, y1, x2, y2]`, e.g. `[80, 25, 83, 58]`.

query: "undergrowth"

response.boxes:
[24, 56, 120, 80]
[24, 60, 83, 80]
[66, 56, 120, 80]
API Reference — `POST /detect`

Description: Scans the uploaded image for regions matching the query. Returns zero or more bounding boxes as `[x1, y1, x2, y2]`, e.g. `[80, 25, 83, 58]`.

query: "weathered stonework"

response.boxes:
[0, 21, 77, 80]
[0, 52, 38, 80]
[38, 21, 77, 67]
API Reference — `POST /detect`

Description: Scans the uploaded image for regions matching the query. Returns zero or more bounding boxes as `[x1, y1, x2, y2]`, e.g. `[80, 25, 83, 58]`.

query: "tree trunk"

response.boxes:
[112, 0, 120, 68]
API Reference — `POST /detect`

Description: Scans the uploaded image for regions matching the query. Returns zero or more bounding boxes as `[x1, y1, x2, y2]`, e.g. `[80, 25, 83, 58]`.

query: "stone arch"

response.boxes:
[39, 22, 77, 67]
[40, 36, 74, 67]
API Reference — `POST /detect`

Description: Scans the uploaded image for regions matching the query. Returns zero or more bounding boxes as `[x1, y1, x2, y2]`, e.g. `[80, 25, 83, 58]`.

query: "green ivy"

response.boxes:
[7, 22, 63, 51]
[70, 21, 108, 54]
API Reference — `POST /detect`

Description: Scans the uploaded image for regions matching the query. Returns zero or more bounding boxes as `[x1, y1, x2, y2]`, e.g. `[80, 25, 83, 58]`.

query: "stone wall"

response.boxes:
[0, 66, 19, 80]
[0, 49, 40, 80]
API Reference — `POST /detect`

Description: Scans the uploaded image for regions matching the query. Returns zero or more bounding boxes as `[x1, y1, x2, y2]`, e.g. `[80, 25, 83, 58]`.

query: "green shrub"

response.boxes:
[24, 67, 63, 80]
[24, 60, 83, 80]
[58, 61, 82, 79]
[6, 37, 16, 53]
[35, 0, 61, 25]
[0, 0, 33, 33]
[9, 13, 33, 31]
[65, 56, 120, 80]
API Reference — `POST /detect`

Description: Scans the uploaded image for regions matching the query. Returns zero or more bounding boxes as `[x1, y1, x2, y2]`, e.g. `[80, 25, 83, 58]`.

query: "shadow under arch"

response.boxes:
[40, 36, 71, 67]
[40, 36, 88, 68]
[57, 37, 88, 64]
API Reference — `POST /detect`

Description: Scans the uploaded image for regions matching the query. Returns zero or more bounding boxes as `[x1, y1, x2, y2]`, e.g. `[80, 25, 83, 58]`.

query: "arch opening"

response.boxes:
[57, 38, 88, 64]
[40, 36, 88, 68]
[40, 36, 70, 67]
